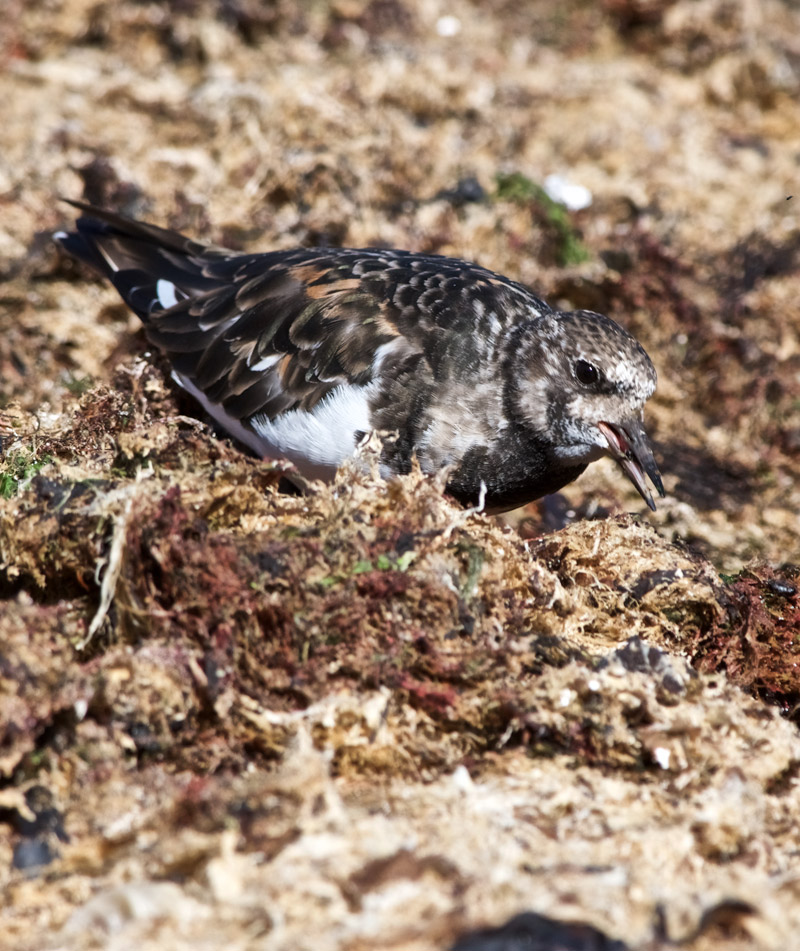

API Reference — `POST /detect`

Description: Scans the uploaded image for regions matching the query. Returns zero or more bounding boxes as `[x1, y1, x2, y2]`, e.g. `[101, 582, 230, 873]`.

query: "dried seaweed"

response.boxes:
[2, 0, 800, 948]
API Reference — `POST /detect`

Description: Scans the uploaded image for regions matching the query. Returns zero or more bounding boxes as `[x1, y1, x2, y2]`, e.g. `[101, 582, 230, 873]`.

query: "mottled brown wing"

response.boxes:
[56, 203, 409, 419]
[146, 253, 407, 419]
[56, 202, 548, 424]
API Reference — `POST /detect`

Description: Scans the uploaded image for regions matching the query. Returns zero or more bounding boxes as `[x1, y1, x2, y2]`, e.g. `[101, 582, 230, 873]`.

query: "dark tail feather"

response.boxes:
[53, 200, 225, 321]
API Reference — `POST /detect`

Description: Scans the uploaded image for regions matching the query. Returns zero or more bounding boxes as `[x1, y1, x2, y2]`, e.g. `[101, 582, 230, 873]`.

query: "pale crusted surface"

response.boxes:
[2, 2, 800, 950]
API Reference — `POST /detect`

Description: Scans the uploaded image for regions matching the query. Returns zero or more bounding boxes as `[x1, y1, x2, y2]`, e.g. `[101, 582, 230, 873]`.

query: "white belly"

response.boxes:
[174, 371, 374, 481]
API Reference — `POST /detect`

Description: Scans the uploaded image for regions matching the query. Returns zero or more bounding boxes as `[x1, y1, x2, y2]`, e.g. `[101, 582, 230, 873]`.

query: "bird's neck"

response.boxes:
[443, 317, 587, 512]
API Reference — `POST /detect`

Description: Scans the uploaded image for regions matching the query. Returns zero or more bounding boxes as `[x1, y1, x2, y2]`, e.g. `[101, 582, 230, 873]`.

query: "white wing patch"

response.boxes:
[156, 279, 179, 309]
[248, 353, 282, 372]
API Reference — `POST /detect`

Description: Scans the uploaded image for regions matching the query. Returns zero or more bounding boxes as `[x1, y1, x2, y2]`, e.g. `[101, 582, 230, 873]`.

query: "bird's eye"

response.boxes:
[575, 359, 600, 386]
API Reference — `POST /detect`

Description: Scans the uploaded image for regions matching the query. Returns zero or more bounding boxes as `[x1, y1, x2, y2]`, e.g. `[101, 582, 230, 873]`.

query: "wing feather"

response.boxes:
[55, 203, 551, 434]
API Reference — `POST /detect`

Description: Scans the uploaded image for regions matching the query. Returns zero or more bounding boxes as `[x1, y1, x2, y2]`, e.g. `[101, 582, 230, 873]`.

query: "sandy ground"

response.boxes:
[1, 1, 800, 949]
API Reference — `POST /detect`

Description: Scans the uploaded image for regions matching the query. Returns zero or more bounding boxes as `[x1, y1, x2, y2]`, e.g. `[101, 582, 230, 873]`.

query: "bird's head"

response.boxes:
[510, 309, 664, 510]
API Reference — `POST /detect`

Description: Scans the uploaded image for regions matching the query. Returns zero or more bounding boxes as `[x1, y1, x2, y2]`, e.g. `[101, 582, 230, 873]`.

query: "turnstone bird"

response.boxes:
[55, 201, 664, 513]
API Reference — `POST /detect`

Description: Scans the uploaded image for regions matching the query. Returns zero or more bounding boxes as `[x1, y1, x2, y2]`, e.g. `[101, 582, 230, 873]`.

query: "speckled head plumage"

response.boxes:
[507, 309, 662, 509]
[54, 200, 664, 514]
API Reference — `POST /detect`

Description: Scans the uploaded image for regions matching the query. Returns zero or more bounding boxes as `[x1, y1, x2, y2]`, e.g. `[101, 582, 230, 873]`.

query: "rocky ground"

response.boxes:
[1, 1, 800, 949]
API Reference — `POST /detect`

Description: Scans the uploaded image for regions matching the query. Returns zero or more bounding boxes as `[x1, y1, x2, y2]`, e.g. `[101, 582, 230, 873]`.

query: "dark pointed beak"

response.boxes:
[597, 418, 665, 511]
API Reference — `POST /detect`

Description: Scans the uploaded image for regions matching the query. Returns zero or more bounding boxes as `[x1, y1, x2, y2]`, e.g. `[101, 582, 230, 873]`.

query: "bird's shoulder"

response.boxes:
[195, 245, 547, 334]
